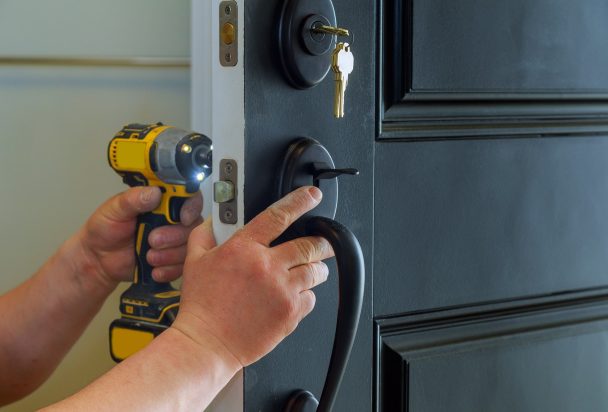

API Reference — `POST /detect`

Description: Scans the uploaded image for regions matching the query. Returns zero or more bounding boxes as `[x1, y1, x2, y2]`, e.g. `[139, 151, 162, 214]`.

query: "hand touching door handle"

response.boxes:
[278, 138, 365, 411]
[283, 217, 364, 412]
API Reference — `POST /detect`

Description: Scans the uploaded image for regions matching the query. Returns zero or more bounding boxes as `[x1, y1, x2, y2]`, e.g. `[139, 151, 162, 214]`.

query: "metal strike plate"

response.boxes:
[218, 159, 238, 224]
[219, 1, 238, 67]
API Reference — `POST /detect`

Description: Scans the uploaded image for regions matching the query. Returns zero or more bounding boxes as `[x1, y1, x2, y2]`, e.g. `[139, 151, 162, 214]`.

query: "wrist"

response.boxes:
[59, 230, 119, 298]
[171, 311, 243, 374]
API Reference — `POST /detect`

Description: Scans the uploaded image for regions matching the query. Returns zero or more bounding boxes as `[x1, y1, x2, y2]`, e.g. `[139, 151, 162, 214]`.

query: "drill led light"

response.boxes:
[196, 172, 206, 182]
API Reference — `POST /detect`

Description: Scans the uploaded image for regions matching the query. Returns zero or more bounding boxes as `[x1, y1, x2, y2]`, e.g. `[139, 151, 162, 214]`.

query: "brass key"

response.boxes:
[331, 42, 354, 118]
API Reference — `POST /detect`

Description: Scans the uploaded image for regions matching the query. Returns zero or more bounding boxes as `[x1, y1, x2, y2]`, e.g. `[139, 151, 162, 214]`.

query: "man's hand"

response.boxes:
[0, 185, 204, 406]
[76, 187, 203, 291]
[173, 186, 334, 369]
[36, 186, 333, 411]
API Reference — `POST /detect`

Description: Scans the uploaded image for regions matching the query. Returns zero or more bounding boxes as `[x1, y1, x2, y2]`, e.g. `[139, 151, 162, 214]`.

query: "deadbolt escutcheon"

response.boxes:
[278, 0, 337, 89]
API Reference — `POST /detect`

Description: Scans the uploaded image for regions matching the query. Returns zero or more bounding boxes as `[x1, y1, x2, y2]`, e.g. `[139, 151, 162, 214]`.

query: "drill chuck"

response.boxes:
[151, 127, 213, 191]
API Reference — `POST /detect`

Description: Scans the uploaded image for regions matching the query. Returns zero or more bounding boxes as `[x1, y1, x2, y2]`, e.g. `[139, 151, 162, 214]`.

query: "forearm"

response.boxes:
[0, 232, 116, 404]
[41, 327, 240, 412]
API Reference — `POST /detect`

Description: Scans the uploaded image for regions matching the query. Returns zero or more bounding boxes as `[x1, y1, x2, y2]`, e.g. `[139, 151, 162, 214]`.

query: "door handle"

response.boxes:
[285, 217, 364, 411]
[278, 138, 365, 412]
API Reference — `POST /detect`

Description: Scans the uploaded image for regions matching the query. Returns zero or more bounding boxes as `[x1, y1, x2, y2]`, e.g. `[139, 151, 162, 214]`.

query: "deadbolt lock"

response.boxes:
[278, 0, 340, 89]
[219, 1, 238, 67]
[278, 0, 355, 118]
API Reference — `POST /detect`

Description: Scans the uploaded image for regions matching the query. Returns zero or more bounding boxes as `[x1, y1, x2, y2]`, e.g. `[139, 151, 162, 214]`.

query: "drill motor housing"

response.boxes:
[108, 123, 212, 223]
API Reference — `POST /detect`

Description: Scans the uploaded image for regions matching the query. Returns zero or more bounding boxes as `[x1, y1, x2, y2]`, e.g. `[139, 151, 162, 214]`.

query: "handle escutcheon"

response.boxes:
[279, 138, 365, 411]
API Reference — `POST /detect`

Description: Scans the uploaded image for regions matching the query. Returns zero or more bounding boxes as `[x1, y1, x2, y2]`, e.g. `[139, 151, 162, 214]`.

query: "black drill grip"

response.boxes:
[133, 212, 174, 291]
[110, 209, 182, 362]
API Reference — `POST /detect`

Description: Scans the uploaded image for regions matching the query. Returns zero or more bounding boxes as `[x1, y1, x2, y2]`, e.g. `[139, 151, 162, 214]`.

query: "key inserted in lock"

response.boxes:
[278, 0, 340, 89]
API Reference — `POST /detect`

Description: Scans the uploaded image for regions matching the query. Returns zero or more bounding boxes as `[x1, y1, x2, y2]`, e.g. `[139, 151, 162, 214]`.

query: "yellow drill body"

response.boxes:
[107, 123, 212, 362]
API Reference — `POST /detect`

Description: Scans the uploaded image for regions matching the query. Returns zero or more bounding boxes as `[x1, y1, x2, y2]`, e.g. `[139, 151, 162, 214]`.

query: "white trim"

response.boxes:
[191, 0, 213, 222]
[191, 0, 245, 411]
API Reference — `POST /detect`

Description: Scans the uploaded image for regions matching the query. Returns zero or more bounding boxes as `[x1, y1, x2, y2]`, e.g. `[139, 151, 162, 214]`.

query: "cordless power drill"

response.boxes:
[107, 123, 212, 362]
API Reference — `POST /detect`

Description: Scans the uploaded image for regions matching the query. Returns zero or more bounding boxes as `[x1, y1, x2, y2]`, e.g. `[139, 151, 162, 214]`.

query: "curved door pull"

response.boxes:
[284, 217, 365, 412]
[278, 138, 365, 411]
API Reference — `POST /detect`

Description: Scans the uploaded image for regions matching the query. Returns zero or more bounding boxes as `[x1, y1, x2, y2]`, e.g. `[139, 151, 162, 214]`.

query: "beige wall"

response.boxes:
[0, 1, 191, 409]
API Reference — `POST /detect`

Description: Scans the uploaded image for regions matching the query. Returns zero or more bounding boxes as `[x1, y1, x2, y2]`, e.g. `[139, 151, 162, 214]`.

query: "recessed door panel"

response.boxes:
[379, 299, 608, 411]
[375, 137, 608, 316]
[410, 0, 608, 93]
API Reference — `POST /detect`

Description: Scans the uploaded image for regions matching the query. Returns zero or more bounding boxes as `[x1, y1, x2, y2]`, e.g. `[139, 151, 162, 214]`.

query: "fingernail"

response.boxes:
[147, 250, 157, 265]
[181, 206, 196, 226]
[319, 262, 329, 280]
[140, 187, 158, 204]
[148, 233, 160, 247]
[151, 268, 163, 282]
[309, 187, 322, 202]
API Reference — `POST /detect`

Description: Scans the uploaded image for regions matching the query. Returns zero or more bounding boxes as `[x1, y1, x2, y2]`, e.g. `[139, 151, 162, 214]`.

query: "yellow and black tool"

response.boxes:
[107, 123, 212, 362]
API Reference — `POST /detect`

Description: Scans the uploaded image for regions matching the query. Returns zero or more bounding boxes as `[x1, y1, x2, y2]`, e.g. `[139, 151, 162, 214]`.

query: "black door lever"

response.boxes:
[311, 162, 359, 181]
[277, 138, 365, 412]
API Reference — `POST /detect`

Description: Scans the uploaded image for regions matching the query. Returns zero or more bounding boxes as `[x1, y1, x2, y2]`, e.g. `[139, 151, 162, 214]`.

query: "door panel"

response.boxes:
[380, 0, 608, 140]
[409, 0, 608, 92]
[375, 137, 608, 315]
[378, 296, 608, 411]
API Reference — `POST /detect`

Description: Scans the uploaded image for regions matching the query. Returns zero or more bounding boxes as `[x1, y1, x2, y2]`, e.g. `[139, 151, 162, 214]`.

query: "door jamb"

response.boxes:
[191, 0, 245, 410]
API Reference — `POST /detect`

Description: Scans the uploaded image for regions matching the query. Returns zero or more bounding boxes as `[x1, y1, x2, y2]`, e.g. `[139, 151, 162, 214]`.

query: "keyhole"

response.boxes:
[310, 21, 327, 42]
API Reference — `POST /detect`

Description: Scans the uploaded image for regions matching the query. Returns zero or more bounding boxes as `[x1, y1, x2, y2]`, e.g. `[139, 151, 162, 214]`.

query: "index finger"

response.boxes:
[98, 186, 161, 223]
[180, 191, 203, 226]
[241, 186, 322, 246]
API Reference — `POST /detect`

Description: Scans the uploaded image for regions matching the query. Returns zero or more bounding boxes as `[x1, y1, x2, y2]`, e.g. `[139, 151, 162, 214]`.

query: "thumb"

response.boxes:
[187, 218, 216, 255]
[99, 186, 162, 223]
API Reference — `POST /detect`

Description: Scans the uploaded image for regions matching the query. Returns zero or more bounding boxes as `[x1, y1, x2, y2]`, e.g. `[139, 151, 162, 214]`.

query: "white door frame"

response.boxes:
[191, 0, 245, 410]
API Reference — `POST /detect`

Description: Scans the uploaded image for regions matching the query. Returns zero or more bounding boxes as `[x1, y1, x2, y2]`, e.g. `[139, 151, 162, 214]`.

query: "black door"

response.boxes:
[241, 0, 608, 410]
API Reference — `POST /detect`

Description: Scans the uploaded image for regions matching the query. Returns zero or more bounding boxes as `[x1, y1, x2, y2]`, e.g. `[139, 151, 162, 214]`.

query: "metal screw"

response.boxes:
[225, 5, 232, 15]
[225, 53, 232, 63]
[224, 162, 233, 175]
[224, 209, 234, 221]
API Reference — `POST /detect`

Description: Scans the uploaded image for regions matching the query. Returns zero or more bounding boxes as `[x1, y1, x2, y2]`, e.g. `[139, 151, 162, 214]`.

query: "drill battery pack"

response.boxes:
[109, 318, 168, 362]
[109, 285, 180, 362]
